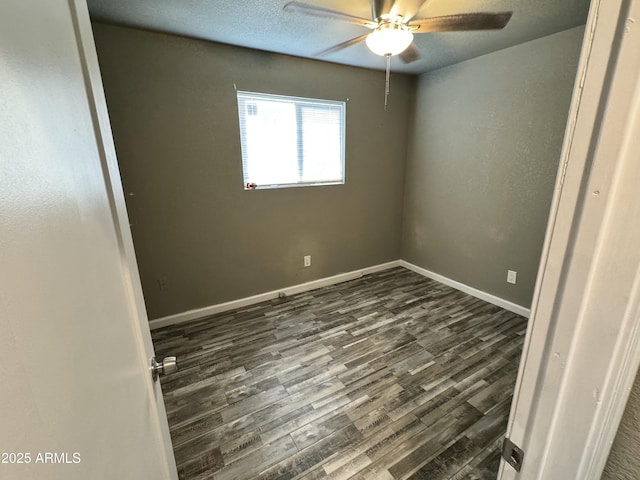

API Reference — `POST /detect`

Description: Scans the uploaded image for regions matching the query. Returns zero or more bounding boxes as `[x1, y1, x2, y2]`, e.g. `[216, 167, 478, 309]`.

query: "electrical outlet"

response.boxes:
[304, 255, 311, 267]
[507, 270, 517, 284]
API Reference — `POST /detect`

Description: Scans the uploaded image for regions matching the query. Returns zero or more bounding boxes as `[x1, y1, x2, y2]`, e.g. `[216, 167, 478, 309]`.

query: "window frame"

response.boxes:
[236, 90, 347, 190]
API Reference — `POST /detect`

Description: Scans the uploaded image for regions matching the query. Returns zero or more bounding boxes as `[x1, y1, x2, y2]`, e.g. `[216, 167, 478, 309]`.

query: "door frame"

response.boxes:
[499, 0, 640, 478]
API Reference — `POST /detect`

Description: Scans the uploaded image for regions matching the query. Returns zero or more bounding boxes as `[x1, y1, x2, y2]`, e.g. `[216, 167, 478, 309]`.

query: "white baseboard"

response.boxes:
[399, 260, 531, 318]
[149, 259, 530, 330]
[149, 260, 401, 330]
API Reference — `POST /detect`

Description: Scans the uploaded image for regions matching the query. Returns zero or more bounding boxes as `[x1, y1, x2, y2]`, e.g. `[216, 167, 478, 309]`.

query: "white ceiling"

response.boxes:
[87, 0, 591, 74]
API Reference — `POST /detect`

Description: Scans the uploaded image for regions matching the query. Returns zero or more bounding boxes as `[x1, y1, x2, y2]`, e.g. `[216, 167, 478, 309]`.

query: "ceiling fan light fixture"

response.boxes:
[365, 24, 413, 56]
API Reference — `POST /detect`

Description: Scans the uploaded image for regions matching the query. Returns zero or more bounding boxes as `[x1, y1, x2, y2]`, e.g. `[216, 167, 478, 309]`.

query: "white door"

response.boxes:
[0, 1, 178, 479]
[499, 0, 640, 478]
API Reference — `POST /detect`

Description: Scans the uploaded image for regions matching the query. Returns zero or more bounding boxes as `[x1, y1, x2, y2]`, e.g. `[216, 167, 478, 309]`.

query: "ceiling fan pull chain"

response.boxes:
[384, 53, 391, 110]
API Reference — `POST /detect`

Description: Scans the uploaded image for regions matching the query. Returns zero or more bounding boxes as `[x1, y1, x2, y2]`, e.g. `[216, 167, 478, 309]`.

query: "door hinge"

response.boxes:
[502, 437, 524, 472]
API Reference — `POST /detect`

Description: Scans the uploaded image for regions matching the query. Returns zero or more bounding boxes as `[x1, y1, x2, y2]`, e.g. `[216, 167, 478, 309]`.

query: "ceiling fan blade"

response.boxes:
[316, 34, 369, 57]
[399, 42, 421, 63]
[409, 12, 513, 32]
[371, 0, 394, 20]
[284, 2, 377, 29]
[389, 0, 429, 21]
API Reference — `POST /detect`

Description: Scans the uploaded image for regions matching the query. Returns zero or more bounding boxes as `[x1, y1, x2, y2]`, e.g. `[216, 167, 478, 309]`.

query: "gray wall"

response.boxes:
[603, 371, 640, 479]
[401, 27, 584, 308]
[92, 23, 414, 319]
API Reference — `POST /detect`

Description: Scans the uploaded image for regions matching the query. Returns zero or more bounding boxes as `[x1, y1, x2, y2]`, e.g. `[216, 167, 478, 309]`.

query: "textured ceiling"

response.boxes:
[87, 0, 591, 74]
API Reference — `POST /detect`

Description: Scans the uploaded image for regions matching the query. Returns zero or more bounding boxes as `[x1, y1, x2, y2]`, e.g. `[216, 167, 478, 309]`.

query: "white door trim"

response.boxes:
[499, 0, 640, 478]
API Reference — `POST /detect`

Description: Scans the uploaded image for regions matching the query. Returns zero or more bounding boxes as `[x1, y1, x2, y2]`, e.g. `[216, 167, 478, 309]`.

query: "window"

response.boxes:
[236, 91, 346, 189]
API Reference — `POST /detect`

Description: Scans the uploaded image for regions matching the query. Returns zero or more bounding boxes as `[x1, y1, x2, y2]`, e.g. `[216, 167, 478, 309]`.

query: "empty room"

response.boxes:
[90, 0, 585, 477]
[4, 1, 640, 480]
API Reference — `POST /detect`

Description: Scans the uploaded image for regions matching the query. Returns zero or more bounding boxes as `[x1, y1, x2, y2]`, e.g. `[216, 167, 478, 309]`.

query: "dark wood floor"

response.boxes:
[152, 267, 527, 480]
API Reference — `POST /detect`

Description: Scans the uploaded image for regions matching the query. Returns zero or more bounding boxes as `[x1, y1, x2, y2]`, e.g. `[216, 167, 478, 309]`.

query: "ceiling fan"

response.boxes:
[284, 0, 513, 63]
[284, 1, 512, 106]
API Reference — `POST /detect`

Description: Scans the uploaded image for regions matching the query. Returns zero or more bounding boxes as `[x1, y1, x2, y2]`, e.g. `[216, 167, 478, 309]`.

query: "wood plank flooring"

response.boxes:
[152, 267, 527, 480]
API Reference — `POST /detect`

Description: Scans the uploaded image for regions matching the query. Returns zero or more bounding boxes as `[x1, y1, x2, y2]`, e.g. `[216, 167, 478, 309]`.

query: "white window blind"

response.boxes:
[236, 91, 346, 189]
